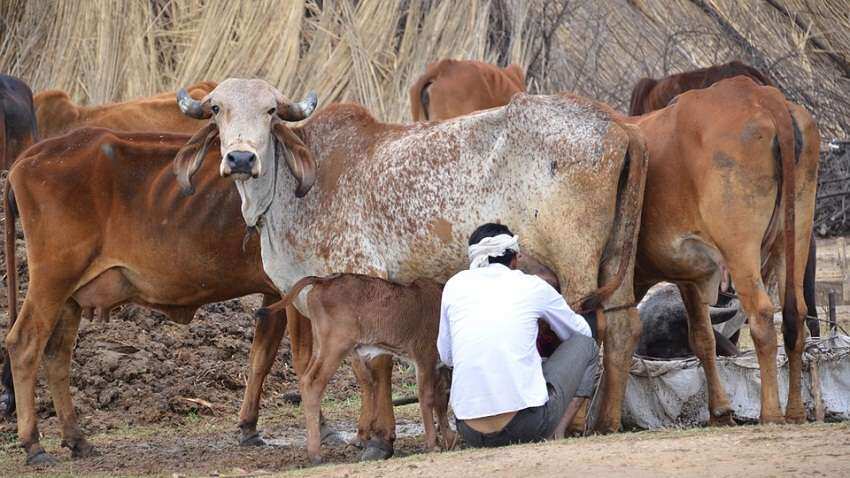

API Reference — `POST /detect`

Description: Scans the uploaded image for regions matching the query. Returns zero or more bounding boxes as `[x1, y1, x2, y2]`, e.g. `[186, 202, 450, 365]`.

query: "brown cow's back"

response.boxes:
[628, 61, 773, 115]
[409, 59, 525, 121]
[9, 127, 274, 313]
[34, 81, 216, 139]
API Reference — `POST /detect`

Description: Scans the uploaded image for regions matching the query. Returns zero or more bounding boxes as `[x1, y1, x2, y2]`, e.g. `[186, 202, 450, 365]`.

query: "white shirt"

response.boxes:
[437, 263, 591, 420]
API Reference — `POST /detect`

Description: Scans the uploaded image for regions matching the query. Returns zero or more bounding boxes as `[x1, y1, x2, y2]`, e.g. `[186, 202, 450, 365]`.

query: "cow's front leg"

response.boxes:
[238, 294, 286, 446]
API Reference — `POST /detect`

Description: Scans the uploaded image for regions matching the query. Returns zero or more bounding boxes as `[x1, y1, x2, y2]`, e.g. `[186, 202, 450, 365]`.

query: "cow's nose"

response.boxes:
[226, 150, 256, 173]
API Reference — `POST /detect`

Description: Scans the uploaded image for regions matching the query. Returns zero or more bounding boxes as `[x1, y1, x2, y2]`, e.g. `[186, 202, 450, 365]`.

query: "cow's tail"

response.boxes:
[627, 78, 657, 116]
[762, 91, 800, 350]
[0, 109, 6, 171]
[2, 173, 18, 416]
[409, 71, 435, 121]
[573, 123, 649, 314]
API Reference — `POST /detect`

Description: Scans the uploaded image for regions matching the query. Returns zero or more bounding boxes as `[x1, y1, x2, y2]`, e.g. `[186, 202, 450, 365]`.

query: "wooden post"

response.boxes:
[828, 291, 837, 335]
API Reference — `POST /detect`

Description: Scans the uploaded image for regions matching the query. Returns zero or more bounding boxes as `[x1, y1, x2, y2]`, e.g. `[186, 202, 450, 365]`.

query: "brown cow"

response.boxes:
[615, 77, 819, 430]
[627, 61, 772, 115]
[629, 62, 821, 341]
[273, 274, 456, 464]
[174, 79, 649, 453]
[409, 59, 525, 121]
[2, 127, 397, 465]
[1, 74, 38, 415]
[2, 129, 286, 465]
[33, 81, 217, 138]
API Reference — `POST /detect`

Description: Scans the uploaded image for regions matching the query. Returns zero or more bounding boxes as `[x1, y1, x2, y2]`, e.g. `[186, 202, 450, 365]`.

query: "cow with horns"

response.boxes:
[173, 78, 649, 460]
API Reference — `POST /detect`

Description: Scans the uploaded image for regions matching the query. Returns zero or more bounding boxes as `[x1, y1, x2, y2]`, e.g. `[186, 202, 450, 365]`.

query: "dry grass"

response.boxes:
[1, 0, 847, 138]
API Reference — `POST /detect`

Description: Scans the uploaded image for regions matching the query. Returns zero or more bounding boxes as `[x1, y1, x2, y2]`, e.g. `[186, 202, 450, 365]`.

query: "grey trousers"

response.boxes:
[457, 334, 599, 447]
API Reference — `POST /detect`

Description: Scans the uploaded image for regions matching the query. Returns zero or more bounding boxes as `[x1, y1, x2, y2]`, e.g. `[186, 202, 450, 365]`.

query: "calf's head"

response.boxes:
[173, 78, 318, 198]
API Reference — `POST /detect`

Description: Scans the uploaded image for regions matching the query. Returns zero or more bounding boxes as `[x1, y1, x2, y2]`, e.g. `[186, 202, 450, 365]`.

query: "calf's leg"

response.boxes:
[299, 342, 349, 465]
[360, 354, 396, 461]
[238, 294, 286, 446]
[414, 362, 438, 450]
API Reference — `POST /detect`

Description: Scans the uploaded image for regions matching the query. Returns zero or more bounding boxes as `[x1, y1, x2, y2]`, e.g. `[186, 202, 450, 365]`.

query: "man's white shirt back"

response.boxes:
[437, 262, 591, 420]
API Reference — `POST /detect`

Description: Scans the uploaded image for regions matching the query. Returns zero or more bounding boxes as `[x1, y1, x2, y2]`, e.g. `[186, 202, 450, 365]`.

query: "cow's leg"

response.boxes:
[1, 357, 13, 417]
[413, 361, 437, 451]
[44, 301, 95, 459]
[729, 265, 784, 424]
[238, 294, 286, 446]
[776, 230, 811, 424]
[5, 291, 67, 465]
[595, 306, 641, 433]
[678, 283, 734, 425]
[360, 354, 395, 461]
[299, 340, 348, 465]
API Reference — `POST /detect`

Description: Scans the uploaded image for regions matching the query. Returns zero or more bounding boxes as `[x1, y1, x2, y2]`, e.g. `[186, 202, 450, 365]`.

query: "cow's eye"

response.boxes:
[267, 107, 276, 115]
[211, 105, 220, 114]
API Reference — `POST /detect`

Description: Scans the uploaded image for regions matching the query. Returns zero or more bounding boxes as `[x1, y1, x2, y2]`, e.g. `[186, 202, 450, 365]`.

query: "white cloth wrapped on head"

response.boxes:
[468, 234, 520, 269]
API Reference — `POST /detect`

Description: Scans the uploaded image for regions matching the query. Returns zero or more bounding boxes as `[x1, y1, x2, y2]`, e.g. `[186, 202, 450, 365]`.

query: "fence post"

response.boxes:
[828, 291, 837, 335]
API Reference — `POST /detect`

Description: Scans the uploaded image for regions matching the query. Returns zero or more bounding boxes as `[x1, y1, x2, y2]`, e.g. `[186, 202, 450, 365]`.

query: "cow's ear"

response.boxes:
[271, 120, 316, 198]
[173, 122, 219, 195]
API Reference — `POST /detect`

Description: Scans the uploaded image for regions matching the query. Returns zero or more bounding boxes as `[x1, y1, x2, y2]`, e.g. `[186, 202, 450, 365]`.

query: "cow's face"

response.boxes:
[173, 78, 318, 198]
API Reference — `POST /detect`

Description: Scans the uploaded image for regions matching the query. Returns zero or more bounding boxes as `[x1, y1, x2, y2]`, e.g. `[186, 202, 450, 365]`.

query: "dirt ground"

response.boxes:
[0, 209, 848, 476]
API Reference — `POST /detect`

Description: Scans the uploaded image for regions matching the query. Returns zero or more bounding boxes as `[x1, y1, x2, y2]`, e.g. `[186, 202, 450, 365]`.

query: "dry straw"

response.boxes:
[0, 0, 847, 134]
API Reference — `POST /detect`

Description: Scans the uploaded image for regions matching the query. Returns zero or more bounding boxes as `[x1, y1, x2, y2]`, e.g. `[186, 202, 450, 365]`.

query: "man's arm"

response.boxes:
[437, 294, 453, 367]
[535, 279, 592, 340]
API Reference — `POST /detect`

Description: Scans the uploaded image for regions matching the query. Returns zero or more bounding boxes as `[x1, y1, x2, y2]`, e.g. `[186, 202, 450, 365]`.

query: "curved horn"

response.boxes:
[176, 88, 212, 119]
[277, 91, 318, 122]
[708, 306, 739, 325]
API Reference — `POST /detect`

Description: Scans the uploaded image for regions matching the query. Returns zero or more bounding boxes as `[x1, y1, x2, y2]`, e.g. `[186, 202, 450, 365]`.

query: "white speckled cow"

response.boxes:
[174, 78, 648, 456]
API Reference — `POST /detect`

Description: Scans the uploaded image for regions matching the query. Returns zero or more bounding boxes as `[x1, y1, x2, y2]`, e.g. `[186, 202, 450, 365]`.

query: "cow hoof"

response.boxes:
[709, 409, 735, 427]
[359, 440, 394, 461]
[66, 439, 99, 459]
[26, 449, 58, 466]
[785, 408, 806, 424]
[760, 415, 786, 425]
[239, 432, 266, 447]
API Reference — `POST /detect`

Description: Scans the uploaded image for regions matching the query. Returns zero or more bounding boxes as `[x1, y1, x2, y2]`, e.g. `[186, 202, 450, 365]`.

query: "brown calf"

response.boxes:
[409, 59, 525, 121]
[274, 274, 456, 464]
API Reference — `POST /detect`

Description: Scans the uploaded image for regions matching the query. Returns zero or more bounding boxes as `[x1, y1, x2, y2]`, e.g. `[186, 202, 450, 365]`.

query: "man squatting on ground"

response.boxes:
[438, 223, 599, 446]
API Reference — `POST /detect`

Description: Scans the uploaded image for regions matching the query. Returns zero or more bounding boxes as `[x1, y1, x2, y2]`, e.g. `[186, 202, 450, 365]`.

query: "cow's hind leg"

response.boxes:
[729, 265, 784, 424]
[596, 306, 641, 433]
[5, 288, 69, 465]
[678, 283, 734, 425]
[44, 301, 95, 459]
[774, 232, 811, 424]
[238, 294, 286, 446]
